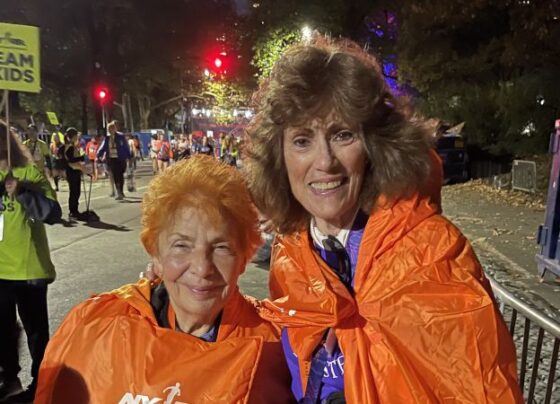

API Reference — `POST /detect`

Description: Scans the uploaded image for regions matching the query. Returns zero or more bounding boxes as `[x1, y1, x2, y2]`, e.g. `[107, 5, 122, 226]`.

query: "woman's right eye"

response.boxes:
[293, 137, 310, 148]
[173, 242, 191, 250]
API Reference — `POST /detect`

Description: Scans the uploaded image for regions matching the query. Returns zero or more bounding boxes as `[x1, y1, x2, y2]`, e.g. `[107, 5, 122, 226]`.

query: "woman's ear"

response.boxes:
[151, 257, 164, 277]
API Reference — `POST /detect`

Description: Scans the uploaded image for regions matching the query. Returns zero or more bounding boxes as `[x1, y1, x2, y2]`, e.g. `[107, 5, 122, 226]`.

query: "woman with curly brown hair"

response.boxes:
[245, 35, 522, 403]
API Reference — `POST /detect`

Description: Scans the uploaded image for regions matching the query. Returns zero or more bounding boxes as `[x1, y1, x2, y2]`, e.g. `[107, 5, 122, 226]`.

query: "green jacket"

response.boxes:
[0, 164, 56, 281]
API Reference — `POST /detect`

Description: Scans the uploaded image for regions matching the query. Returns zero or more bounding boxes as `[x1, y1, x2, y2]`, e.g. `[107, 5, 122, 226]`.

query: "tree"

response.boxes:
[395, 0, 560, 155]
[252, 29, 301, 80]
[2, 0, 240, 130]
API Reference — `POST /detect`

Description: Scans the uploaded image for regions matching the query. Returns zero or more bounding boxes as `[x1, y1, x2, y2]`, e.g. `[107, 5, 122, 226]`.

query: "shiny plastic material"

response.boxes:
[36, 280, 292, 404]
[261, 189, 524, 403]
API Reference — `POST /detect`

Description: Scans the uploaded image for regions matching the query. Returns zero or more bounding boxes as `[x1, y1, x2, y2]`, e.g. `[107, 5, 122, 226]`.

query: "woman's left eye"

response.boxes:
[214, 244, 232, 254]
[333, 130, 356, 142]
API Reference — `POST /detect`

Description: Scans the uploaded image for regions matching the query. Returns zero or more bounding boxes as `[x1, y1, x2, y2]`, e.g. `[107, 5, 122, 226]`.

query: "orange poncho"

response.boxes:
[260, 191, 523, 403]
[36, 280, 292, 404]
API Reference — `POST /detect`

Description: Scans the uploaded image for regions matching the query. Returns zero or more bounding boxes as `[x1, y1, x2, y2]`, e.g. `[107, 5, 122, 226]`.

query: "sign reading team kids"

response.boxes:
[0, 22, 40, 93]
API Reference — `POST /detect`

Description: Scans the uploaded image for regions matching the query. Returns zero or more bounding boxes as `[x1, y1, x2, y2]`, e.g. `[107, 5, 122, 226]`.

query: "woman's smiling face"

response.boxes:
[153, 206, 243, 325]
[283, 109, 367, 233]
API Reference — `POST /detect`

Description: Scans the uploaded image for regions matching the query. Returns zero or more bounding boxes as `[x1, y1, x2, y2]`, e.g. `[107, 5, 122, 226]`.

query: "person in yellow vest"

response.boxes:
[50, 126, 66, 192]
[23, 124, 51, 176]
[49, 126, 64, 149]
[63, 128, 87, 220]
[0, 125, 61, 402]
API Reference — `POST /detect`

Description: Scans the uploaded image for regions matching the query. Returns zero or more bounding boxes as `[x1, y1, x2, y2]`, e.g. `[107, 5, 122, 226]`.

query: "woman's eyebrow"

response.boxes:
[169, 233, 194, 240]
[327, 123, 350, 133]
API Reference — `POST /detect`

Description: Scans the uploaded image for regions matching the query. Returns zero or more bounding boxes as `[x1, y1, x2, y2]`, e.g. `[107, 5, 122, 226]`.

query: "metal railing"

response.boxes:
[489, 277, 560, 403]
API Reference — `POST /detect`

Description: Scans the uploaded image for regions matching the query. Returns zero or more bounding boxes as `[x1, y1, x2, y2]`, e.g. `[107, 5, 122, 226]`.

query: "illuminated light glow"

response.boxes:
[301, 25, 312, 42]
[95, 86, 109, 104]
[204, 68, 210, 77]
[214, 58, 222, 68]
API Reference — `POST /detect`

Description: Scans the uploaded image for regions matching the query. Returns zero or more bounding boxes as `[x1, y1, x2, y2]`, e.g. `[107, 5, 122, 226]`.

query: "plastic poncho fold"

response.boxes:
[36, 280, 293, 404]
[260, 189, 523, 403]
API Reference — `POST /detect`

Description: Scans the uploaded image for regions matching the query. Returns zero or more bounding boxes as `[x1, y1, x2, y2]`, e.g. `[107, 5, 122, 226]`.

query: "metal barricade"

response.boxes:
[512, 160, 537, 193]
[489, 277, 560, 403]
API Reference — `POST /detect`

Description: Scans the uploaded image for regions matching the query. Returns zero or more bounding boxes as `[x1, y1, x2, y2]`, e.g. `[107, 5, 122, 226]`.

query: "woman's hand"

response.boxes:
[258, 214, 276, 234]
[5, 177, 19, 198]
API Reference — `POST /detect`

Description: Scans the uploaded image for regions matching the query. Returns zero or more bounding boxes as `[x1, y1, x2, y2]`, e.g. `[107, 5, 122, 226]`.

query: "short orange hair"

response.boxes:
[140, 156, 262, 263]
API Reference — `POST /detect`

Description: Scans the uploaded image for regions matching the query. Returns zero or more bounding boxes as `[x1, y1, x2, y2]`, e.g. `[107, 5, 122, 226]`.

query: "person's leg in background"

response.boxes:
[0, 280, 24, 400]
[10, 282, 50, 400]
[106, 159, 117, 198]
[111, 158, 126, 199]
[66, 169, 81, 217]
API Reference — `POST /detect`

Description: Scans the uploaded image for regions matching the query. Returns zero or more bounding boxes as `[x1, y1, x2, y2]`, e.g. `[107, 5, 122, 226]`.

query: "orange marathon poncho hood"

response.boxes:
[36, 279, 293, 404]
[259, 155, 523, 403]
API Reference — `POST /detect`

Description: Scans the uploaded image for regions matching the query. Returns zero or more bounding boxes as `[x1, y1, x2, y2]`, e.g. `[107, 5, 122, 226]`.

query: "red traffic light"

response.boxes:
[94, 86, 110, 104]
[204, 48, 231, 77]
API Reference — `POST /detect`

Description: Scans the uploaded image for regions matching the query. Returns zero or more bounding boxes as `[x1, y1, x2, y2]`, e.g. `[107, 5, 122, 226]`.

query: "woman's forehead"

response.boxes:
[167, 205, 229, 234]
[285, 108, 355, 132]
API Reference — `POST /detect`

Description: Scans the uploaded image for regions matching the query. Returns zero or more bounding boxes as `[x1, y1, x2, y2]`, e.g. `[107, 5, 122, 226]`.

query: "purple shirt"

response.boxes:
[281, 211, 368, 401]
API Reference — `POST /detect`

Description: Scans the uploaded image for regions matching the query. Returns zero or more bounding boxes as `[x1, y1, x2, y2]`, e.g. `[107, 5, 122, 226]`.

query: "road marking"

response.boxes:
[58, 185, 148, 208]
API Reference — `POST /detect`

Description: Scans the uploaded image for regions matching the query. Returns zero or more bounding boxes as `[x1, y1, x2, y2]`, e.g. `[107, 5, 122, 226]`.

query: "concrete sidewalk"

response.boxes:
[442, 182, 560, 321]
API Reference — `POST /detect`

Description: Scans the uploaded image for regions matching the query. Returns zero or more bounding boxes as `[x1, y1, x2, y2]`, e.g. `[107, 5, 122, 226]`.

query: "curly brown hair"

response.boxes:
[244, 35, 434, 234]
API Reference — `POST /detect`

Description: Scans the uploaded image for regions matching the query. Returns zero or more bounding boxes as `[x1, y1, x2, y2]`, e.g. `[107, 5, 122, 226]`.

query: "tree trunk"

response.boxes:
[137, 95, 151, 130]
[127, 94, 135, 132]
[120, 93, 129, 130]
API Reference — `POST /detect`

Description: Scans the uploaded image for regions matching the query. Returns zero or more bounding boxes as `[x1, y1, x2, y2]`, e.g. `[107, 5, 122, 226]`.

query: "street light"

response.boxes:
[301, 25, 312, 42]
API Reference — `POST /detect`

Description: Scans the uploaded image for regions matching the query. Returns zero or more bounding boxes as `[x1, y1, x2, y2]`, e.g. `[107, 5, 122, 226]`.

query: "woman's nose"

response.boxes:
[189, 249, 215, 278]
[314, 137, 336, 170]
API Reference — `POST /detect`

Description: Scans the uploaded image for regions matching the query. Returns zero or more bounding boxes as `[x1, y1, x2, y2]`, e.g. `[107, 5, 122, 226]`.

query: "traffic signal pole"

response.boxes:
[102, 104, 106, 130]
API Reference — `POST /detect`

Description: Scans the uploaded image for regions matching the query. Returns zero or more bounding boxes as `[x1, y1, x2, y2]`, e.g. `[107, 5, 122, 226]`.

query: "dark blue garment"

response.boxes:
[97, 132, 131, 161]
[281, 211, 368, 402]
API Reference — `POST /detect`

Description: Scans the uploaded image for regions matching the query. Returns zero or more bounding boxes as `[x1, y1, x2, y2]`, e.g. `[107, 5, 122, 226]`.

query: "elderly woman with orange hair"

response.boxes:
[35, 156, 293, 404]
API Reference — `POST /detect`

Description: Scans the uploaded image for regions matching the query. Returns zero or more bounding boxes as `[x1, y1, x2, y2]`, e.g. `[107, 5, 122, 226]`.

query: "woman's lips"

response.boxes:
[308, 178, 347, 195]
[188, 285, 222, 297]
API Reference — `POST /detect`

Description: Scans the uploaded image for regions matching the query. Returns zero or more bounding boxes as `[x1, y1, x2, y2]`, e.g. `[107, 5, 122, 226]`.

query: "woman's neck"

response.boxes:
[313, 207, 360, 236]
[174, 310, 218, 337]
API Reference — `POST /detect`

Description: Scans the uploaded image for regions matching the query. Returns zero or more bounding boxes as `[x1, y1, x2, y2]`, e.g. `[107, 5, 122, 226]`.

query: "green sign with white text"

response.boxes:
[0, 23, 40, 93]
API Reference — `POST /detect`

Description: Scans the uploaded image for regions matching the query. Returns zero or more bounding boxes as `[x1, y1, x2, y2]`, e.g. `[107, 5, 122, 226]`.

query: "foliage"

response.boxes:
[202, 78, 252, 125]
[252, 29, 301, 80]
[1, 0, 238, 130]
[18, 85, 85, 127]
[395, 0, 560, 155]
[248, 0, 379, 82]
